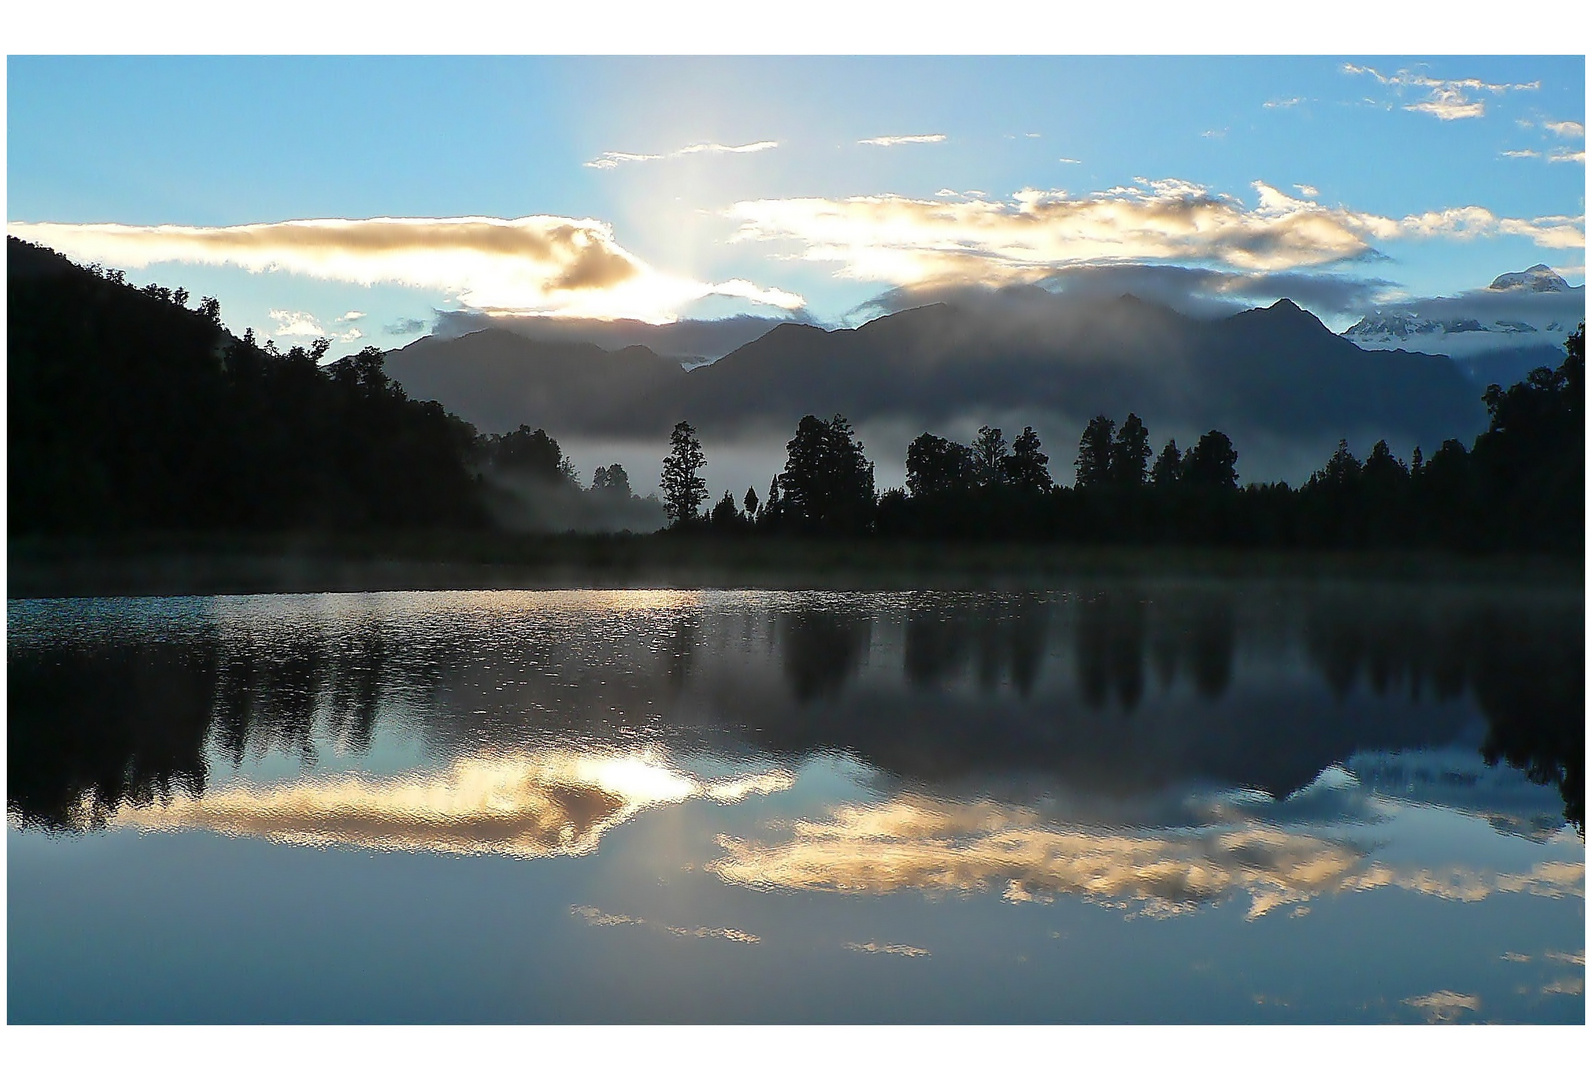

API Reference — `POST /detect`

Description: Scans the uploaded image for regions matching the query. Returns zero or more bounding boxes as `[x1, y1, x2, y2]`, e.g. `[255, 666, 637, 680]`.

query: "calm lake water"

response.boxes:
[7, 583, 1584, 1024]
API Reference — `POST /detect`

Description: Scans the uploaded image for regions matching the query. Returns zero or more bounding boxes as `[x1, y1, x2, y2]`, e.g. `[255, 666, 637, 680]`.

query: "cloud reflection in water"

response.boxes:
[707, 784, 1584, 920]
[110, 750, 793, 859]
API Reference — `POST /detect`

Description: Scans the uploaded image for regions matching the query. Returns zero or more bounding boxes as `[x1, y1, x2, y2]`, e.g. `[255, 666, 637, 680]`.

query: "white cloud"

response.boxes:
[1549, 148, 1586, 164]
[1544, 119, 1585, 139]
[858, 133, 947, 147]
[1407, 94, 1486, 121]
[268, 309, 324, 338]
[727, 178, 1585, 287]
[8, 215, 806, 324]
[1058, 157, 1081, 164]
[1294, 184, 1319, 197]
[1264, 97, 1304, 109]
[1201, 128, 1227, 139]
[1024, 132, 1041, 138]
[268, 308, 366, 344]
[1501, 149, 1542, 158]
[1343, 63, 1539, 121]
[584, 139, 778, 170]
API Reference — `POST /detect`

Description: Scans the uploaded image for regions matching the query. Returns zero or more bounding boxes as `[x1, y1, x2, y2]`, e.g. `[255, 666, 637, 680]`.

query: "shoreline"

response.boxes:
[7, 533, 1582, 599]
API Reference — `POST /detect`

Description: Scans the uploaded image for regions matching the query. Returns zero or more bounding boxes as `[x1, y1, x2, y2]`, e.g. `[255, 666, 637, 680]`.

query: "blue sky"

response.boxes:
[8, 55, 1585, 350]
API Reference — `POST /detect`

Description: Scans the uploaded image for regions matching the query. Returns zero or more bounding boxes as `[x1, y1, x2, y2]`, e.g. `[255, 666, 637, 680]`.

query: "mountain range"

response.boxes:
[386, 290, 1491, 486]
[1342, 264, 1584, 388]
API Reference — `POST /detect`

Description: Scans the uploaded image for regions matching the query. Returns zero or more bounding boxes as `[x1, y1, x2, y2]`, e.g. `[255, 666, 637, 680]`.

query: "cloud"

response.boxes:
[1403, 991, 1481, 1023]
[268, 308, 325, 338]
[428, 310, 801, 360]
[1342, 276, 1586, 360]
[851, 264, 1398, 323]
[268, 307, 366, 343]
[8, 215, 806, 323]
[1264, 97, 1305, 109]
[1501, 149, 1542, 159]
[1407, 97, 1486, 122]
[583, 139, 778, 170]
[109, 750, 795, 859]
[1201, 129, 1227, 139]
[705, 790, 1583, 921]
[845, 941, 930, 957]
[383, 316, 429, 336]
[1057, 157, 1081, 164]
[1294, 184, 1319, 197]
[1544, 119, 1585, 139]
[858, 134, 947, 147]
[570, 906, 760, 944]
[1343, 63, 1539, 121]
[728, 179, 1585, 288]
[1548, 149, 1585, 164]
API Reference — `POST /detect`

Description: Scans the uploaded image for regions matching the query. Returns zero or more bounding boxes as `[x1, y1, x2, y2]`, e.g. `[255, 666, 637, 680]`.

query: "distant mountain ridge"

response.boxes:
[1341, 264, 1583, 388]
[387, 291, 1488, 480]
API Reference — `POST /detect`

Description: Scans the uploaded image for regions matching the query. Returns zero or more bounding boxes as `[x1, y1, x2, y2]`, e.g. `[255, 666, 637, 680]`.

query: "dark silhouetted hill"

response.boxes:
[8, 237, 486, 535]
[385, 329, 689, 440]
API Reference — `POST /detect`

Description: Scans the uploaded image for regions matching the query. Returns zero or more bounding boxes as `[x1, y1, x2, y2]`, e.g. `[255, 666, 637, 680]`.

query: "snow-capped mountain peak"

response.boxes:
[1488, 264, 1570, 293]
[1340, 266, 1584, 386]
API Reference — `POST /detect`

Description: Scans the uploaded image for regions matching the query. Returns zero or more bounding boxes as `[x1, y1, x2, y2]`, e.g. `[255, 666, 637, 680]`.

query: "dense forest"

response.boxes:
[7, 239, 1583, 556]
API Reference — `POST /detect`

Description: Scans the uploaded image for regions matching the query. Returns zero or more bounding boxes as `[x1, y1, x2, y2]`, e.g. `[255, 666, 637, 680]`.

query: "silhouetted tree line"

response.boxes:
[9, 238, 485, 533]
[11, 239, 1581, 554]
[665, 325, 1582, 555]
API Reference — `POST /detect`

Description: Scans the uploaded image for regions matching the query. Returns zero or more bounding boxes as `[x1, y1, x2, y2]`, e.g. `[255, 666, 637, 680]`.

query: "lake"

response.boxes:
[7, 582, 1584, 1023]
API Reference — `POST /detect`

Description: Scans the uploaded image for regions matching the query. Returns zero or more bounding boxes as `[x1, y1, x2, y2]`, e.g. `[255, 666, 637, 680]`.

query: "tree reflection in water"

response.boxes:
[7, 584, 1583, 835]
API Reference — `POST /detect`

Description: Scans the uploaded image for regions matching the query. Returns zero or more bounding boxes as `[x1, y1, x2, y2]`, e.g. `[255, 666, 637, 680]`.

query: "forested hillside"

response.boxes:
[9, 238, 486, 535]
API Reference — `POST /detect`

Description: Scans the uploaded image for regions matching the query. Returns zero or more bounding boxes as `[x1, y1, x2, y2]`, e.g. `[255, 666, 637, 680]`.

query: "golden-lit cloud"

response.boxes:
[584, 140, 779, 170]
[110, 751, 794, 860]
[728, 179, 1586, 287]
[1344, 63, 1539, 121]
[1548, 149, 1586, 164]
[705, 795, 1584, 920]
[6, 215, 805, 323]
[1543, 119, 1585, 139]
[858, 134, 947, 147]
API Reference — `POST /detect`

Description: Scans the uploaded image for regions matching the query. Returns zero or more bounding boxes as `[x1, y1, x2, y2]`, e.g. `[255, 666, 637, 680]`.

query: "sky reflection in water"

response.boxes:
[7, 585, 1584, 1023]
